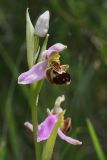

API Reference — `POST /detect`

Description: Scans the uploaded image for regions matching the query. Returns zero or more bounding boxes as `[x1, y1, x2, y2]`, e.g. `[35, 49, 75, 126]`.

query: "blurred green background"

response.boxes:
[0, 0, 107, 160]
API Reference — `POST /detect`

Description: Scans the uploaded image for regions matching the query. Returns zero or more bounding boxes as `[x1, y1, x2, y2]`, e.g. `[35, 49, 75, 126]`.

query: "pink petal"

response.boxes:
[58, 129, 82, 145]
[42, 43, 67, 59]
[48, 43, 67, 51]
[18, 61, 47, 84]
[37, 115, 58, 142]
[24, 115, 58, 142]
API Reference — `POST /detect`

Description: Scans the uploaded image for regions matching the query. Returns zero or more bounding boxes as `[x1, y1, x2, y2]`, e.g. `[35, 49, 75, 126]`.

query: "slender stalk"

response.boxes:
[30, 81, 43, 160]
[31, 88, 40, 160]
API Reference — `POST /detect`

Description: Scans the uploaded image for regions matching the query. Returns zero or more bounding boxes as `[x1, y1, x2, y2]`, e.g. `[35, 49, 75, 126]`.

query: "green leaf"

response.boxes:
[41, 113, 63, 160]
[86, 119, 106, 160]
[26, 8, 35, 68]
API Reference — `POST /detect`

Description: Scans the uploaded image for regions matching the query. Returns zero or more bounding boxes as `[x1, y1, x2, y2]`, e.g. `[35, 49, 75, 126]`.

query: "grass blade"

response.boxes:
[86, 119, 106, 160]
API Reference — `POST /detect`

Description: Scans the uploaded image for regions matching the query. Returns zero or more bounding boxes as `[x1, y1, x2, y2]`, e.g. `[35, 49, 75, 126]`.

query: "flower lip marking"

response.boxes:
[53, 72, 71, 85]
[46, 62, 71, 85]
[61, 117, 72, 133]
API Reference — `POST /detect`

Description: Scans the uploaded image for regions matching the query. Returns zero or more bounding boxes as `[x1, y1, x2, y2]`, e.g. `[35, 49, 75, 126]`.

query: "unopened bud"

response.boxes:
[35, 10, 50, 37]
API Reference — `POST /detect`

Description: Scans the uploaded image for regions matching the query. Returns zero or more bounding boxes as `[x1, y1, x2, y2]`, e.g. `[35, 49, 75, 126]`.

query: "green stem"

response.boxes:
[31, 89, 40, 160]
[30, 81, 43, 160]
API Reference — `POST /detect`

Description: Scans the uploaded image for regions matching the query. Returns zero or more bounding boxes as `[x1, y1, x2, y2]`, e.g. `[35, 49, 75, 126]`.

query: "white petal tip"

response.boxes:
[18, 81, 27, 85]
[77, 141, 82, 145]
[24, 122, 33, 131]
[18, 81, 22, 84]
[24, 122, 29, 127]
[47, 33, 50, 37]
[43, 10, 49, 16]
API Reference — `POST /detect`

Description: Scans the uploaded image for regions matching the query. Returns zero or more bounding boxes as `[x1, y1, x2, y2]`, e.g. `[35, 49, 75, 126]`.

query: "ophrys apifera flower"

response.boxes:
[18, 43, 71, 85]
[24, 95, 82, 145]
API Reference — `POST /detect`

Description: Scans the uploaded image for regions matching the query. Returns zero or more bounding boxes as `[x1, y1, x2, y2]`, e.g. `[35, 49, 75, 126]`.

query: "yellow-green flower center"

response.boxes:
[48, 52, 60, 67]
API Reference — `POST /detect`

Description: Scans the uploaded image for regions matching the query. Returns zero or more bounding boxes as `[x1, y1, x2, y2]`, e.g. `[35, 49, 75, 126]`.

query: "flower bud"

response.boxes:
[35, 10, 50, 37]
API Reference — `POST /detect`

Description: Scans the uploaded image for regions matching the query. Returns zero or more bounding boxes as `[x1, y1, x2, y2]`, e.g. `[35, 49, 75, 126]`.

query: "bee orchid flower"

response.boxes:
[24, 95, 82, 145]
[18, 43, 71, 85]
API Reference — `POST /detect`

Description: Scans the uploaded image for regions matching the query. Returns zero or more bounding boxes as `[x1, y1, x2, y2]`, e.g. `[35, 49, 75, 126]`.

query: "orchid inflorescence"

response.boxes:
[18, 9, 82, 160]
